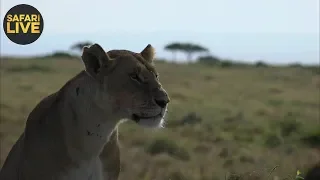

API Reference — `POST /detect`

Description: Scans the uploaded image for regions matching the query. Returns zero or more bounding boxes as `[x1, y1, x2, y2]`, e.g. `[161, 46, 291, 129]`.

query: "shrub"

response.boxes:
[38, 51, 76, 59]
[220, 60, 233, 68]
[267, 112, 301, 138]
[305, 65, 320, 75]
[279, 118, 300, 137]
[145, 137, 190, 161]
[223, 158, 234, 168]
[264, 133, 282, 148]
[179, 112, 202, 126]
[197, 55, 220, 65]
[5, 65, 53, 73]
[255, 61, 268, 67]
[301, 128, 320, 148]
[48, 51, 75, 59]
[167, 170, 190, 180]
[239, 155, 255, 164]
[288, 63, 303, 68]
[218, 147, 229, 158]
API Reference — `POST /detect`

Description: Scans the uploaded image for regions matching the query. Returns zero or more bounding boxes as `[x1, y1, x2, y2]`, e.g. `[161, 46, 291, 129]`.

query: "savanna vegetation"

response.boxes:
[0, 41, 319, 180]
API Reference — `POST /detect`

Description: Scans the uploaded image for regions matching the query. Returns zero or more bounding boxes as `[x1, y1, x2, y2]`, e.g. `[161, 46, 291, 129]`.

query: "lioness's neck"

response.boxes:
[59, 71, 120, 162]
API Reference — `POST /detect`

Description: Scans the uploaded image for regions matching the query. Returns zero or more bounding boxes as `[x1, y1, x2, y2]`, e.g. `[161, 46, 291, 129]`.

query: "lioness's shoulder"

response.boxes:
[25, 92, 61, 133]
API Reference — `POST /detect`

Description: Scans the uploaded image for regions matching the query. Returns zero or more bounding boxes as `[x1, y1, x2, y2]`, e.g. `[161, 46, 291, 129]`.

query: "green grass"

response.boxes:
[0, 58, 319, 179]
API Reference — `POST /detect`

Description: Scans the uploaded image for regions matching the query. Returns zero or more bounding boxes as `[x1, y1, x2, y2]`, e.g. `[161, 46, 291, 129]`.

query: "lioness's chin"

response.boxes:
[136, 116, 164, 128]
[131, 110, 167, 128]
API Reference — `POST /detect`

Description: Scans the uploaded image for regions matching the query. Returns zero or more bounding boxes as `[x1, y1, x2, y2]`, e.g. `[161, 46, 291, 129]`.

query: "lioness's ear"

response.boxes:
[81, 43, 111, 76]
[140, 44, 155, 63]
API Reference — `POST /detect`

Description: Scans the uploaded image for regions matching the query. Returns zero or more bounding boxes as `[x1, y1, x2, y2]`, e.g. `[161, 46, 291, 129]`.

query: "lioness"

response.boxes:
[0, 44, 170, 180]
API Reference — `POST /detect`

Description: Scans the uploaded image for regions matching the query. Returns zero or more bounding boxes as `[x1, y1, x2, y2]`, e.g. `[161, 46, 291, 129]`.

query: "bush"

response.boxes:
[255, 61, 268, 67]
[167, 170, 190, 180]
[268, 112, 301, 137]
[304, 65, 320, 75]
[288, 63, 303, 68]
[223, 158, 234, 168]
[43, 51, 76, 59]
[279, 118, 300, 137]
[145, 137, 190, 161]
[218, 147, 229, 158]
[179, 112, 202, 126]
[5, 65, 53, 73]
[301, 128, 320, 148]
[264, 133, 282, 148]
[239, 155, 255, 164]
[220, 60, 233, 68]
[197, 55, 220, 65]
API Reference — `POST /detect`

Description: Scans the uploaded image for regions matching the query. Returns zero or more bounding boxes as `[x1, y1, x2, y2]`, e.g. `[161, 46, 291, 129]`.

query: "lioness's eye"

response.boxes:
[130, 73, 141, 83]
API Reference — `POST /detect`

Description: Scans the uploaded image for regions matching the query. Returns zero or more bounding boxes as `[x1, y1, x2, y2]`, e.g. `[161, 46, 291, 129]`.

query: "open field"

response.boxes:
[0, 57, 319, 179]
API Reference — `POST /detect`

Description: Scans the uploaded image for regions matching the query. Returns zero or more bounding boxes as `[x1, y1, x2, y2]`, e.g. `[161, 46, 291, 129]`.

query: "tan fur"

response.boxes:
[0, 44, 170, 180]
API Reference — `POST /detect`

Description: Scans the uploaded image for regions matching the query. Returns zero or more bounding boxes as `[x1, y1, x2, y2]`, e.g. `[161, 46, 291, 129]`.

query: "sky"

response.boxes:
[0, 0, 319, 64]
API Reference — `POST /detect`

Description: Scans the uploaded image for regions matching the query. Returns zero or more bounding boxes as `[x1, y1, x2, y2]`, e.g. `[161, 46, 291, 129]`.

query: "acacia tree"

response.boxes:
[70, 41, 93, 53]
[179, 43, 208, 62]
[164, 42, 182, 61]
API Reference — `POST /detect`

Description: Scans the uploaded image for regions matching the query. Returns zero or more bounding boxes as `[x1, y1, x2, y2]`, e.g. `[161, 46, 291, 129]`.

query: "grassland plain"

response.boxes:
[0, 57, 319, 180]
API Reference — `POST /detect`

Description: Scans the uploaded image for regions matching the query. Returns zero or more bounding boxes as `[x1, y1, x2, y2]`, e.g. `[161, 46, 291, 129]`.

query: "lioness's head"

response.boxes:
[81, 43, 170, 128]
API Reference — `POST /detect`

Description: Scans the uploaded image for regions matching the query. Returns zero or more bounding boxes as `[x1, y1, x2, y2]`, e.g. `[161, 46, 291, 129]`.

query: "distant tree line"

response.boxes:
[45, 41, 319, 74]
[70, 41, 210, 62]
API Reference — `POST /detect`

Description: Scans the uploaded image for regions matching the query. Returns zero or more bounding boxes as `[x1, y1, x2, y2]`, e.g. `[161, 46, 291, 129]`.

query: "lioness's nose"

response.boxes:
[155, 99, 169, 108]
[153, 87, 170, 108]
